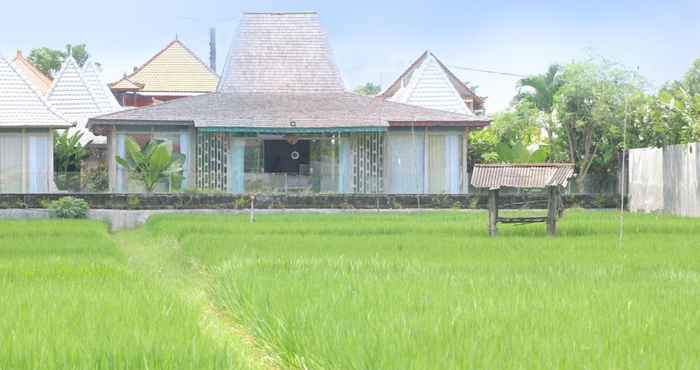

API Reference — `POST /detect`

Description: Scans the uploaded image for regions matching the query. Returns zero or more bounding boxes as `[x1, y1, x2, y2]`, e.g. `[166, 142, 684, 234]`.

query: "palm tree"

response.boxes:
[515, 64, 563, 148]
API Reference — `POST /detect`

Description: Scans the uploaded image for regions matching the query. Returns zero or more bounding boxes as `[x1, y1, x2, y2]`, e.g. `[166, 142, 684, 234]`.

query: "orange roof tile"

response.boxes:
[109, 75, 144, 91]
[11, 50, 53, 96]
[116, 40, 218, 94]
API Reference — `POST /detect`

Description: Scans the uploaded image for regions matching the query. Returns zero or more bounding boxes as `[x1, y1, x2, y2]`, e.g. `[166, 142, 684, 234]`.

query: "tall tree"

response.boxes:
[515, 64, 563, 146]
[554, 60, 645, 190]
[354, 82, 382, 96]
[27, 43, 92, 77]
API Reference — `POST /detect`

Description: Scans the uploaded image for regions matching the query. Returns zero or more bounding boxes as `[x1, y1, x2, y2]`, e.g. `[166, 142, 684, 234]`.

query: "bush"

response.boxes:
[83, 166, 109, 192]
[48, 196, 89, 219]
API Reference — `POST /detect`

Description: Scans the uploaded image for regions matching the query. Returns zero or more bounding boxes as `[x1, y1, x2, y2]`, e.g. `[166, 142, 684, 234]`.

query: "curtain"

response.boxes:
[179, 132, 190, 188]
[0, 133, 22, 193]
[28, 134, 50, 193]
[227, 137, 245, 194]
[337, 136, 352, 193]
[386, 131, 425, 193]
[116, 134, 126, 192]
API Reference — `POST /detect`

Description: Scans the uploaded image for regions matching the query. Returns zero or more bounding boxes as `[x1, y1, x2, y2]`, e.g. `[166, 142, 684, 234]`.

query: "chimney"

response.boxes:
[209, 27, 216, 72]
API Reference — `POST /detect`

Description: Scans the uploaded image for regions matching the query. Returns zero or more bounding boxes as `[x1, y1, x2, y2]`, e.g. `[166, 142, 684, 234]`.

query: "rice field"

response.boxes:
[2, 211, 700, 369]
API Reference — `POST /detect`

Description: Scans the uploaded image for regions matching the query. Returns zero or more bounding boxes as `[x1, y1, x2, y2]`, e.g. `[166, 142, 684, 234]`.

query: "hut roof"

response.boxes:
[217, 12, 345, 94]
[114, 40, 218, 94]
[88, 91, 489, 132]
[0, 56, 72, 129]
[11, 50, 53, 96]
[471, 163, 575, 189]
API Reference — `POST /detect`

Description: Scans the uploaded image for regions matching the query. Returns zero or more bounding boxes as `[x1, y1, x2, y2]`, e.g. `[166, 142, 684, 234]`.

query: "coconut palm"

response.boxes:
[516, 64, 563, 148]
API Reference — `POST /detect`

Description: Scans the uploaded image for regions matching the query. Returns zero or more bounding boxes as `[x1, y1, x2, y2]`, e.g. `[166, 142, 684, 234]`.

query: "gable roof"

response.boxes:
[471, 164, 576, 189]
[109, 75, 144, 91]
[82, 62, 122, 113]
[118, 40, 219, 94]
[380, 51, 485, 115]
[217, 12, 345, 94]
[11, 50, 53, 96]
[47, 57, 121, 143]
[0, 56, 72, 128]
[88, 92, 489, 132]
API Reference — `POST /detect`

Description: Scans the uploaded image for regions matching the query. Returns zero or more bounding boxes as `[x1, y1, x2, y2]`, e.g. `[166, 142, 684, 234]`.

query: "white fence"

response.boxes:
[628, 143, 700, 216]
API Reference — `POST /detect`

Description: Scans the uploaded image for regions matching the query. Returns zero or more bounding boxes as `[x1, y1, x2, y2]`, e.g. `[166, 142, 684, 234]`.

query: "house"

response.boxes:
[380, 51, 486, 116]
[109, 39, 219, 107]
[0, 56, 73, 193]
[11, 50, 53, 96]
[89, 12, 489, 194]
[46, 57, 122, 145]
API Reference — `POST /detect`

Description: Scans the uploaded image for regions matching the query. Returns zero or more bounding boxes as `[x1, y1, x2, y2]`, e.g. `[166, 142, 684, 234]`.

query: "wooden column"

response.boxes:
[488, 189, 498, 236]
[547, 186, 559, 235]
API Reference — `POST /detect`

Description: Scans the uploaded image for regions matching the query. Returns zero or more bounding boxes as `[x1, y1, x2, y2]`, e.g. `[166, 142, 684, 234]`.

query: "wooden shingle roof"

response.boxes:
[471, 164, 576, 189]
[11, 50, 52, 96]
[116, 40, 219, 94]
[217, 12, 345, 94]
[0, 56, 72, 128]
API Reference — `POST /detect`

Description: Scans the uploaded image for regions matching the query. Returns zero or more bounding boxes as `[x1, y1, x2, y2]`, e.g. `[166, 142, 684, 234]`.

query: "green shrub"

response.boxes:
[48, 196, 89, 219]
[83, 166, 109, 192]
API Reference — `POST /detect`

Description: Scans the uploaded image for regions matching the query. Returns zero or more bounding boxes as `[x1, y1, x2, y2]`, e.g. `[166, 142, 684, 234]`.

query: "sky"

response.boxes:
[2, 0, 700, 113]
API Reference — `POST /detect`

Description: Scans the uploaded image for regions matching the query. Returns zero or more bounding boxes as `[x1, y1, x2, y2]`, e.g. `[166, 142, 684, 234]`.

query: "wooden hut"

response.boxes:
[471, 163, 575, 236]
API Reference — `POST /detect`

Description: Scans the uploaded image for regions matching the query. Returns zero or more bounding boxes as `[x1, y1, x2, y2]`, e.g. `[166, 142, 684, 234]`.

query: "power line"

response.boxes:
[448, 65, 527, 78]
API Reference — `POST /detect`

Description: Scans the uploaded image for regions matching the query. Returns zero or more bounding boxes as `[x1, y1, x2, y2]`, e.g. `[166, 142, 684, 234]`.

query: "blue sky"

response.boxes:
[2, 0, 699, 112]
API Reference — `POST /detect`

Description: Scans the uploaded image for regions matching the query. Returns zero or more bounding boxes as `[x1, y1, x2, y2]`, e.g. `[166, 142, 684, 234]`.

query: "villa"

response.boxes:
[89, 12, 490, 194]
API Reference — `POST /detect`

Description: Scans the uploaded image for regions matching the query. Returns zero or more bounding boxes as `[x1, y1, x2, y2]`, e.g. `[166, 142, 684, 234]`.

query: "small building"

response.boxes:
[0, 56, 73, 193]
[89, 12, 489, 194]
[109, 40, 219, 107]
[380, 51, 486, 116]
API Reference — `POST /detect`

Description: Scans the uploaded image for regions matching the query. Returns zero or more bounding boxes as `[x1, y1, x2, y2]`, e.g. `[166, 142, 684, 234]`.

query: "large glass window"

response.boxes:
[0, 133, 22, 193]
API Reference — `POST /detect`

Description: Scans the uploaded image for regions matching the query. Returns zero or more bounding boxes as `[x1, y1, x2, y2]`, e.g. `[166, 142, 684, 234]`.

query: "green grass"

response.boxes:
[144, 211, 700, 370]
[0, 220, 240, 370]
[4, 211, 700, 369]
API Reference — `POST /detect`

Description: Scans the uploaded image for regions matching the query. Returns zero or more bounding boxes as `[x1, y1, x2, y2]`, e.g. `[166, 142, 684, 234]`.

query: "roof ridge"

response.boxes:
[12, 50, 53, 87]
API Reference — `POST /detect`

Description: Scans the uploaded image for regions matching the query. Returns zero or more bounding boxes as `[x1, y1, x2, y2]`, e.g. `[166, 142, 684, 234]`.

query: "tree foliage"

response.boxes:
[354, 82, 382, 96]
[27, 43, 91, 77]
[115, 137, 185, 193]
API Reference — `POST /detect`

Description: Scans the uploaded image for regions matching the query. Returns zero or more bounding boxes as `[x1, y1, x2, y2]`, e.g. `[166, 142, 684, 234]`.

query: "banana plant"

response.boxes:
[115, 137, 185, 192]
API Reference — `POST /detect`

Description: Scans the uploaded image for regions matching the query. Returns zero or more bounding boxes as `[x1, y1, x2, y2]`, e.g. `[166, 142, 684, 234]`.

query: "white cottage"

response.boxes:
[0, 56, 73, 193]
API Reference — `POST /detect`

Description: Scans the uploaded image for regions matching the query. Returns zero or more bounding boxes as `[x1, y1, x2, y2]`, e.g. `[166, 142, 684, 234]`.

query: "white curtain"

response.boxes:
[227, 137, 245, 194]
[179, 132, 190, 188]
[28, 134, 50, 193]
[386, 131, 425, 193]
[0, 133, 22, 193]
[116, 133, 127, 192]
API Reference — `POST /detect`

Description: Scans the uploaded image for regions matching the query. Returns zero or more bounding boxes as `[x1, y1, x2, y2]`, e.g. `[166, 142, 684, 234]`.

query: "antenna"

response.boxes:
[209, 27, 217, 72]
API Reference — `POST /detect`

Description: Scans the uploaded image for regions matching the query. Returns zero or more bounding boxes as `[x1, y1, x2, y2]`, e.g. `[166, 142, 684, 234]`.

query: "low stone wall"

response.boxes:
[0, 193, 624, 210]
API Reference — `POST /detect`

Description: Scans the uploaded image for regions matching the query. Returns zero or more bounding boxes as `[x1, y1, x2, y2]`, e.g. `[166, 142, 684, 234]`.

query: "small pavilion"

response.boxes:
[471, 163, 576, 236]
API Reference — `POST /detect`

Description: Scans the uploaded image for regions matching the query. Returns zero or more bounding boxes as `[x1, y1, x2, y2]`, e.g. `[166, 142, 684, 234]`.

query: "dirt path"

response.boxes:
[112, 231, 284, 370]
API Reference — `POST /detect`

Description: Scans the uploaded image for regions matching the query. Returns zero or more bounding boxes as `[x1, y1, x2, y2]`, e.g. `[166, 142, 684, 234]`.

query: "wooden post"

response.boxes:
[547, 186, 559, 235]
[488, 189, 498, 236]
[250, 194, 256, 224]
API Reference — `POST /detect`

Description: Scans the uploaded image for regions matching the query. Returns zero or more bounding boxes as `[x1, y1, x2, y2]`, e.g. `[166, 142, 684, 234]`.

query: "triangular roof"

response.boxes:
[0, 56, 72, 128]
[217, 12, 345, 94]
[117, 40, 218, 93]
[109, 75, 144, 91]
[11, 50, 53, 96]
[380, 51, 485, 115]
[82, 62, 123, 113]
[47, 57, 120, 144]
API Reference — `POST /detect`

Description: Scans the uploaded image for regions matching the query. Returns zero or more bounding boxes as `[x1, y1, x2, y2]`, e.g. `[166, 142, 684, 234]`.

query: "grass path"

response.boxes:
[113, 230, 283, 370]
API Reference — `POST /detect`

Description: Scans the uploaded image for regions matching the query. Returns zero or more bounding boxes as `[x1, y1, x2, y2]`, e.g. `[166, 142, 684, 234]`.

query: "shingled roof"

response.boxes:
[0, 56, 72, 128]
[11, 50, 53, 96]
[471, 164, 576, 189]
[115, 40, 219, 94]
[217, 12, 345, 94]
[89, 92, 488, 132]
[46, 57, 121, 143]
[380, 51, 485, 116]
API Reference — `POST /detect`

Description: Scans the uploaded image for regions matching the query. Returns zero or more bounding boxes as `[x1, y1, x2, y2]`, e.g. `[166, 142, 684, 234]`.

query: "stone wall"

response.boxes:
[0, 193, 624, 210]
